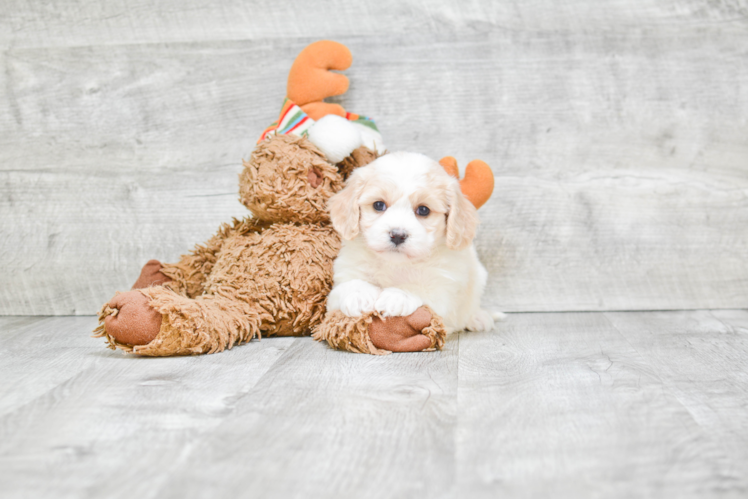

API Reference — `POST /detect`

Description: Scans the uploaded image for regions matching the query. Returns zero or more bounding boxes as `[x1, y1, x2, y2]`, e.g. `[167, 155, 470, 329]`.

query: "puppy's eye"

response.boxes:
[373, 201, 387, 212]
[416, 205, 430, 216]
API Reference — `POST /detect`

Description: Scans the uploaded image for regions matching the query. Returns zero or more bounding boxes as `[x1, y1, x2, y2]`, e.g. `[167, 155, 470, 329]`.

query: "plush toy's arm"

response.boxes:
[313, 306, 446, 355]
[160, 217, 267, 298]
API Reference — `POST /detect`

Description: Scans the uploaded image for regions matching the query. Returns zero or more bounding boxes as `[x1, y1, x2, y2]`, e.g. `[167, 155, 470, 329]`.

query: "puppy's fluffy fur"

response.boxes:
[327, 152, 495, 334]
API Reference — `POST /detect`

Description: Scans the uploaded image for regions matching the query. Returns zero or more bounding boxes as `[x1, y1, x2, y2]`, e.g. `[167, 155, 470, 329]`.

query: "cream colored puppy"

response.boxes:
[326, 152, 496, 334]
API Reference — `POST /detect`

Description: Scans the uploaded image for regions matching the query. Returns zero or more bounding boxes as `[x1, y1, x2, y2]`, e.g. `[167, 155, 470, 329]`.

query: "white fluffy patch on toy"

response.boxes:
[350, 121, 386, 155]
[308, 115, 385, 163]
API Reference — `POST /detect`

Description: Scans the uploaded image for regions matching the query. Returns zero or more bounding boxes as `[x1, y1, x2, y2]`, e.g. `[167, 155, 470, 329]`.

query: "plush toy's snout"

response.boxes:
[307, 168, 324, 188]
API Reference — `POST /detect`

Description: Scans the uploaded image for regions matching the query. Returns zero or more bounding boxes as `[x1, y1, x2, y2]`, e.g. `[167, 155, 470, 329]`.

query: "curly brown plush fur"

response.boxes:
[240, 134, 345, 224]
[93, 134, 447, 356]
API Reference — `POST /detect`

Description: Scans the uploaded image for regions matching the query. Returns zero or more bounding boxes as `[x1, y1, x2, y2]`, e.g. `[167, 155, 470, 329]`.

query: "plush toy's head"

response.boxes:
[241, 40, 381, 224]
[240, 134, 348, 224]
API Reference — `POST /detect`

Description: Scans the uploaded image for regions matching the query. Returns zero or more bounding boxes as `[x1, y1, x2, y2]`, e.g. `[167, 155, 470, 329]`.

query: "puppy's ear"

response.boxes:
[446, 181, 479, 250]
[328, 172, 365, 240]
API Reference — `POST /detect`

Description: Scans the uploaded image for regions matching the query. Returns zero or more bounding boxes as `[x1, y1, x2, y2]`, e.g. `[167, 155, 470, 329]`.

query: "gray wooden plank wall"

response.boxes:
[1, 1, 747, 315]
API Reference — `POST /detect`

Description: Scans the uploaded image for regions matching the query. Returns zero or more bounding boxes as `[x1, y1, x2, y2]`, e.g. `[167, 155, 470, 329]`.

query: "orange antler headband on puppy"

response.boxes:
[439, 157, 495, 209]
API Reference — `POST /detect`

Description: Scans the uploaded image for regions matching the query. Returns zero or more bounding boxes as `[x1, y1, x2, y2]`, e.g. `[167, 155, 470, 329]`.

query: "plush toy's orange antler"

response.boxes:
[439, 156, 459, 179]
[439, 157, 495, 209]
[287, 40, 352, 120]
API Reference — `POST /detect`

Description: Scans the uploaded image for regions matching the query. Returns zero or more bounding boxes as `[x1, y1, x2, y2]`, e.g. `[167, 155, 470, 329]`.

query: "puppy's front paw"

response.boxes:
[331, 280, 381, 317]
[374, 288, 423, 317]
[466, 309, 495, 332]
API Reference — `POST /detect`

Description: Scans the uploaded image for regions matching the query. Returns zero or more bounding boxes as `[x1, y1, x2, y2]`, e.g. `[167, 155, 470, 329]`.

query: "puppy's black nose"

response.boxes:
[389, 230, 409, 246]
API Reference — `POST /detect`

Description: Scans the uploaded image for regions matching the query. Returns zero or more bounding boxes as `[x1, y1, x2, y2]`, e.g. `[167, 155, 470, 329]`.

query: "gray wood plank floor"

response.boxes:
[1, 310, 746, 498]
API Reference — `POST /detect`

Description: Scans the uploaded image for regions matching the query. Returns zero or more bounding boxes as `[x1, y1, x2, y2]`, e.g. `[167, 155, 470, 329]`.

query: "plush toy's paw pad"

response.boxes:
[369, 307, 434, 353]
[104, 290, 162, 346]
[466, 309, 495, 332]
[131, 259, 171, 290]
[405, 306, 433, 331]
[374, 288, 423, 317]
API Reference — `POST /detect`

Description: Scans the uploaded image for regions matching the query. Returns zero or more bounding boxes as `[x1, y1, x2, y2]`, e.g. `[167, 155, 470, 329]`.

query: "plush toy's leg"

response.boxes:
[94, 287, 264, 356]
[92, 260, 174, 348]
[92, 260, 173, 347]
[312, 306, 446, 355]
[97, 290, 162, 347]
[131, 260, 171, 289]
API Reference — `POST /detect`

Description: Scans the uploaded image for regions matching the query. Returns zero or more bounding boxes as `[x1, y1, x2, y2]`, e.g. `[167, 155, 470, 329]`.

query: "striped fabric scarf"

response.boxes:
[258, 98, 379, 143]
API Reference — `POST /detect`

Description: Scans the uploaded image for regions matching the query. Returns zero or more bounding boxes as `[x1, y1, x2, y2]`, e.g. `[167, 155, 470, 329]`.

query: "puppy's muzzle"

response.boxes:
[389, 229, 409, 246]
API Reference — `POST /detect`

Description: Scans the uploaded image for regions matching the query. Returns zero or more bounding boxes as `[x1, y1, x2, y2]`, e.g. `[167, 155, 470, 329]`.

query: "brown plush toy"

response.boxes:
[94, 41, 448, 356]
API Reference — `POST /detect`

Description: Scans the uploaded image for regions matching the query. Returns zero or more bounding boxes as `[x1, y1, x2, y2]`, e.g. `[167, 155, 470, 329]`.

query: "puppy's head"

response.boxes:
[328, 152, 478, 260]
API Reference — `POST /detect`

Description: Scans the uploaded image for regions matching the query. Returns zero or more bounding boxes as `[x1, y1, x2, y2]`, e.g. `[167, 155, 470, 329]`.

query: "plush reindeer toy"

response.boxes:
[94, 41, 455, 356]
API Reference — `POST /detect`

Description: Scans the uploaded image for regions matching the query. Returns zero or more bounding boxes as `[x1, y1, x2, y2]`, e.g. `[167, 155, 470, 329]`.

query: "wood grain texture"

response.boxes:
[3, 0, 747, 49]
[157, 337, 460, 497]
[0, 316, 296, 497]
[1, 311, 747, 497]
[456, 311, 747, 497]
[1, 0, 747, 314]
[606, 309, 748, 491]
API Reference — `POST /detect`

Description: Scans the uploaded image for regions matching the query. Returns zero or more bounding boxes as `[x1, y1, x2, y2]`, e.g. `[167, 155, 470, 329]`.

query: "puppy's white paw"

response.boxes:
[466, 309, 495, 332]
[374, 288, 423, 317]
[329, 280, 381, 317]
[493, 311, 507, 321]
